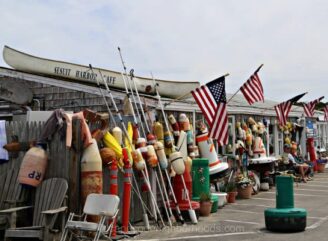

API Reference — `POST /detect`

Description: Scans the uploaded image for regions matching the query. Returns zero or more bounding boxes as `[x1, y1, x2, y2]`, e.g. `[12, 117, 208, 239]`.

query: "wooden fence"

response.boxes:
[0, 120, 145, 222]
[0, 121, 82, 213]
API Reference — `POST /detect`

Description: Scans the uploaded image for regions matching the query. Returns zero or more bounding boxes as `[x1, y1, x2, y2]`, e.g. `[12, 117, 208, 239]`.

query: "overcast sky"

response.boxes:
[0, 0, 327, 102]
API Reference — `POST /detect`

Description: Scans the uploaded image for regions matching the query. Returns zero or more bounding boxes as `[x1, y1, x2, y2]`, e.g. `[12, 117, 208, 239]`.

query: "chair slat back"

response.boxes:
[0, 168, 26, 210]
[33, 178, 68, 227]
[83, 194, 119, 217]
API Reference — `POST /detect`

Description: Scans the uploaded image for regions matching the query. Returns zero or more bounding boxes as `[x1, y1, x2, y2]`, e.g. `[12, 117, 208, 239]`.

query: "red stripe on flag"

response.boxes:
[240, 73, 264, 105]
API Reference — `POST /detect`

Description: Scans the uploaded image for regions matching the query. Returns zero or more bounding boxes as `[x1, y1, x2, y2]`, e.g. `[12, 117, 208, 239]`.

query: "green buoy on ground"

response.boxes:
[264, 176, 307, 232]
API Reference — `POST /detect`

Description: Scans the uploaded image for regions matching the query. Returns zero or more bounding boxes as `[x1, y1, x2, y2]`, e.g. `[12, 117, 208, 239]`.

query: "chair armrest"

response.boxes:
[42, 206, 68, 215]
[4, 200, 17, 204]
[69, 213, 85, 219]
[0, 205, 33, 214]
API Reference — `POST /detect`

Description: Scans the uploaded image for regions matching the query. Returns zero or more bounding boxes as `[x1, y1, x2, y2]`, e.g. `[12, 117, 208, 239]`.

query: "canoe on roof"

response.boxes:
[2, 45, 200, 99]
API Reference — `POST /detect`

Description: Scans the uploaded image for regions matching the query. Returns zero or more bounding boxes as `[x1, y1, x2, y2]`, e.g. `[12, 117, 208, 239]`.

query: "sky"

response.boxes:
[0, 0, 327, 102]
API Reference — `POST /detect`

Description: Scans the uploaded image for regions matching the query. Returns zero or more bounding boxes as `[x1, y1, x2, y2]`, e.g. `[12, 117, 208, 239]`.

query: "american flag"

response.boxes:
[240, 72, 264, 105]
[274, 93, 306, 126]
[303, 96, 324, 117]
[323, 105, 328, 121]
[191, 76, 228, 145]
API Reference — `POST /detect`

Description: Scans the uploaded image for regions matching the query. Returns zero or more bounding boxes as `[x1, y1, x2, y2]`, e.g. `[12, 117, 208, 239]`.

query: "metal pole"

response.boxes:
[151, 73, 186, 224]
[89, 65, 162, 231]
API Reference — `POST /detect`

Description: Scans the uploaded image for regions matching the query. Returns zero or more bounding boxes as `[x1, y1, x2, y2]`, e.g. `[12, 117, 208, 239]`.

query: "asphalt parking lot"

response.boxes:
[126, 171, 328, 241]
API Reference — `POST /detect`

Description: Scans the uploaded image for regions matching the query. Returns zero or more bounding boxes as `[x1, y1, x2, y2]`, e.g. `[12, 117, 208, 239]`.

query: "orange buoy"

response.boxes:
[18, 144, 48, 187]
[100, 147, 116, 166]
[147, 133, 156, 145]
[132, 149, 146, 171]
[147, 145, 159, 168]
[178, 113, 190, 131]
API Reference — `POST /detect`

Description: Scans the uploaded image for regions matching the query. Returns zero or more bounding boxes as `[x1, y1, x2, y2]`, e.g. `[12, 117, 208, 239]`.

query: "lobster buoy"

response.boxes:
[18, 144, 48, 187]
[153, 122, 164, 142]
[100, 147, 116, 166]
[177, 131, 188, 161]
[147, 145, 159, 168]
[132, 124, 139, 143]
[81, 139, 103, 209]
[186, 130, 194, 146]
[168, 114, 180, 142]
[154, 141, 168, 169]
[169, 151, 185, 175]
[253, 136, 266, 158]
[178, 113, 190, 131]
[196, 132, 223, 177]
[147, 133, 156, 145]
[248, 117, 256, 126]
[112, 127, 123, 146]
[186, 130, 194, 154]
[132, 149, 146, 171]
[246, 129, 253, 146]
[136, 138, 147, 148]
[164, 131, 174, 148]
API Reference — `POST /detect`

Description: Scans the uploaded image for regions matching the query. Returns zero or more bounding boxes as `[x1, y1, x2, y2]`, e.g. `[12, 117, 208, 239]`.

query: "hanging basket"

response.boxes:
[237, 185, 253, 199]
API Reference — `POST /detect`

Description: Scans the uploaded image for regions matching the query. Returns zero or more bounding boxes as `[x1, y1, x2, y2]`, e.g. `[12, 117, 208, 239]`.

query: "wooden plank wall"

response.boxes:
[0, 120, 145, 221]
[0, 121, 82, 213]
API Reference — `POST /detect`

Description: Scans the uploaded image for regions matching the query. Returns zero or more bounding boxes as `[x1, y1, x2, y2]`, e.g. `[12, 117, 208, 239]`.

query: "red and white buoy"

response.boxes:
[80, 139, 103, 222]
[196, 131, 229, 179]
[169, 151, 198, 224]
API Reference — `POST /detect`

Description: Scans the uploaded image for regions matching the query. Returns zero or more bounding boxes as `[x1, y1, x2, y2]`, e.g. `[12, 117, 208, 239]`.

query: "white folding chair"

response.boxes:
[60, 194, 120, 241]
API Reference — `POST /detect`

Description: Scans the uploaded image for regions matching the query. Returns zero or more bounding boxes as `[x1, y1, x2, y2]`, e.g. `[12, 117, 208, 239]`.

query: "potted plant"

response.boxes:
[225, 181, 237, 203]
[317, 149, 327, 173]
[317, 159, 327, 173]
[199, 192, 213, 217]
[236, 174, 253, 199]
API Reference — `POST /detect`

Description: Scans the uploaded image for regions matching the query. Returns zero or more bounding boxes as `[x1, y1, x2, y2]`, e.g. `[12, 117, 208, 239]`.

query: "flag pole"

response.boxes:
[227, 64, 264, 104]
[164, 73, 230, 108]
[226, 89, 240, 104]
[255, 64, 264, 74]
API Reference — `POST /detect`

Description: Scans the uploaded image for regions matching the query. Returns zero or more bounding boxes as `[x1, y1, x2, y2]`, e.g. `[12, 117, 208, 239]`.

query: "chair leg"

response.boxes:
[60, 227, 69, 241]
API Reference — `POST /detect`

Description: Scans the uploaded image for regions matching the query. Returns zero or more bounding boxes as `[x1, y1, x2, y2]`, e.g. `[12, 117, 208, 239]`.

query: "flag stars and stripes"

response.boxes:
[274, 93, 306, 126]
[240, 72, 264, 105]
[324, 105, 328, 122]
[191, 76, 228, 145]
[303, 96, 324, 118]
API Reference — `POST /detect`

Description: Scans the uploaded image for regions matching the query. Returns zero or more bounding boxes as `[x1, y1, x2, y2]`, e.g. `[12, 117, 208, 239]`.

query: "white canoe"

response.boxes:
[2, 46, 200, 99]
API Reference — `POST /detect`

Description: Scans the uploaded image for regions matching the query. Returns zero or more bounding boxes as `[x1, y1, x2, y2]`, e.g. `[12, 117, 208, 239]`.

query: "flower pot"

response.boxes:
[317, 163, 326, 173]
[213, 192, 227, 208]
[227, 192, 237, 203]
[237, 185, 253, 199]
[199, 201, 213, 216]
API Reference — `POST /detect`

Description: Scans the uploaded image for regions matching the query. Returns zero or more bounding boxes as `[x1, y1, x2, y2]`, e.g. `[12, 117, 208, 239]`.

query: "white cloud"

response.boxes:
[0, 0, 327, 102]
